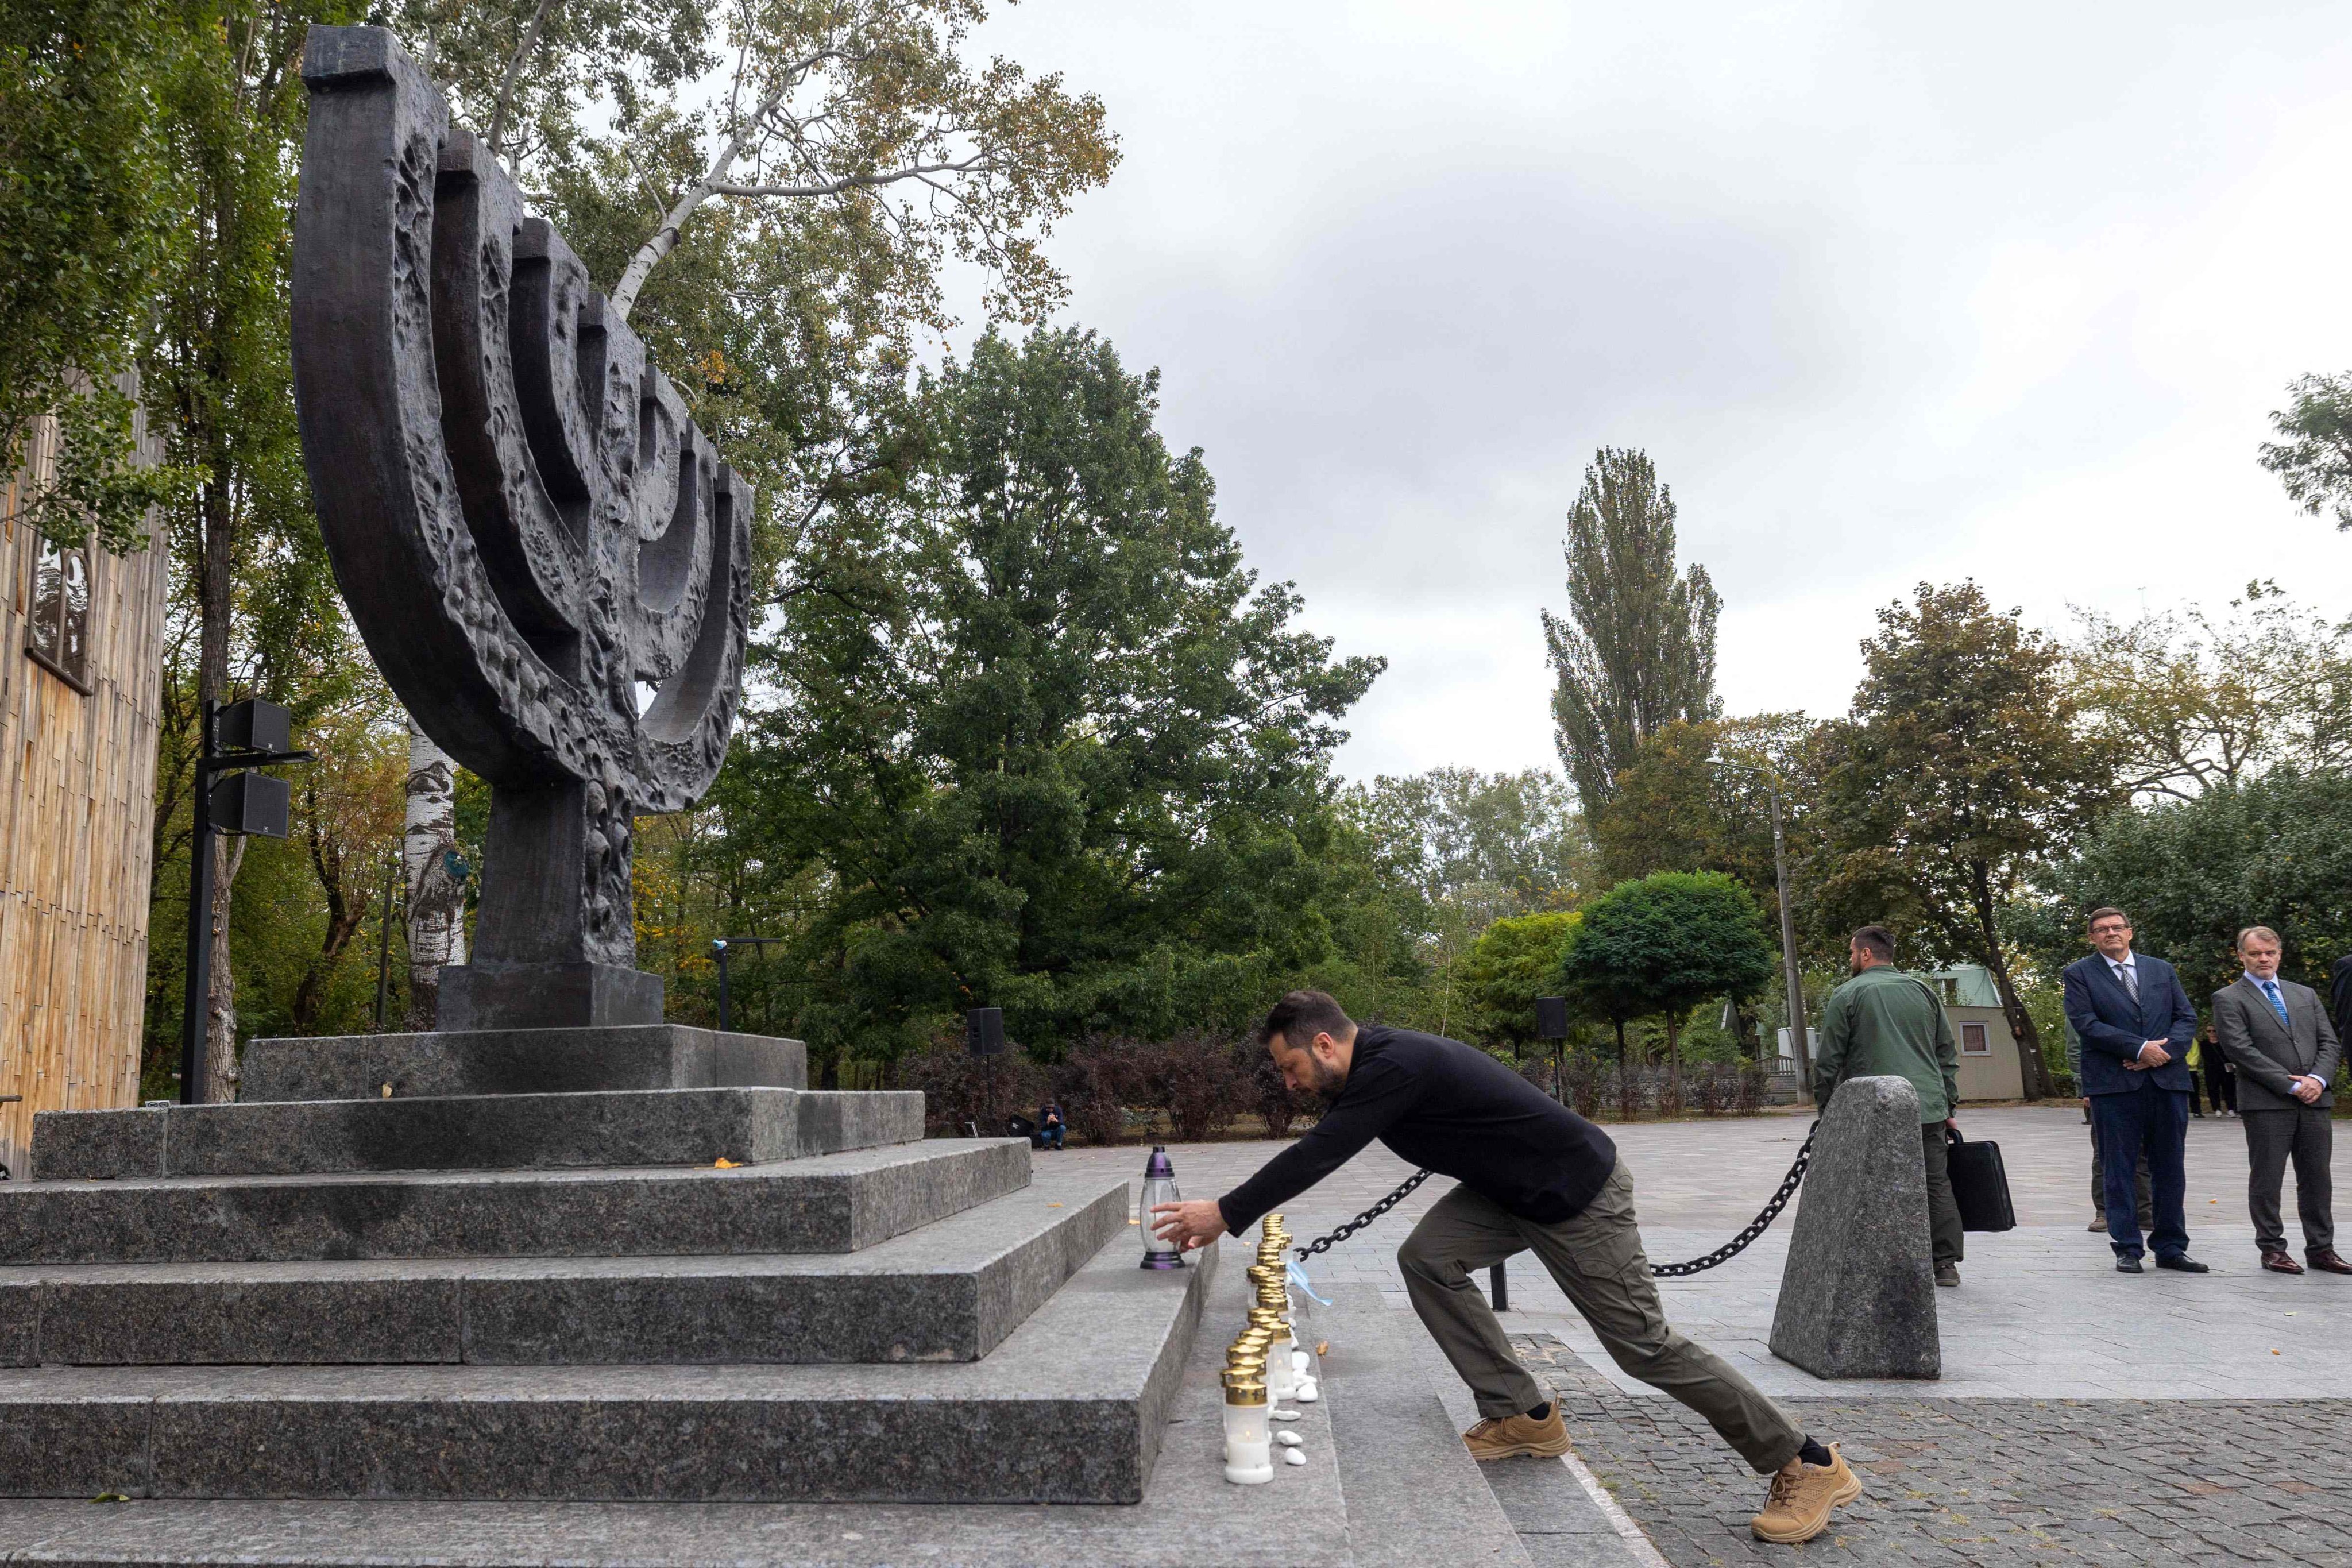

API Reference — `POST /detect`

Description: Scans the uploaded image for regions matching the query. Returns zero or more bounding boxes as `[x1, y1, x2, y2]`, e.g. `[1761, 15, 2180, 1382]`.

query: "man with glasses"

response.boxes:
[2214, 926, 2347, 1275]
[2062, 907, 2206, 1275]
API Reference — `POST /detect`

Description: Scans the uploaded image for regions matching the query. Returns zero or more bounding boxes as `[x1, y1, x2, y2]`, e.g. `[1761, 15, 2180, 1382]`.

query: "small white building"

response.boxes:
[1921, 964, 2026, 1102]
[1774, 963, 2028, 1104]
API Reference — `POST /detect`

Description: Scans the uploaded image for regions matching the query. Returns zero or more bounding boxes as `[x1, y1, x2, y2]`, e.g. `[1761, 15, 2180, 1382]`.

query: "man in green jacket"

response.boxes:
[1813, 925, 1964, 1287]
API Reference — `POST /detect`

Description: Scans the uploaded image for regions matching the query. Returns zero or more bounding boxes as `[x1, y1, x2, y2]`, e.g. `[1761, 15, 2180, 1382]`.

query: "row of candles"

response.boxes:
[1221, 1213, 1319, 1483]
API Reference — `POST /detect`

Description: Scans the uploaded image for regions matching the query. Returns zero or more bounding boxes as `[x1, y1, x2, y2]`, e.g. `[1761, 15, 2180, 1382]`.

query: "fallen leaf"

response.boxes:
[1048, 1202, 1063, 1208]
[90, 1493, 128, 1504]
[713, 1158, 741, 1169]
[1315, 1340, 1328, 1355]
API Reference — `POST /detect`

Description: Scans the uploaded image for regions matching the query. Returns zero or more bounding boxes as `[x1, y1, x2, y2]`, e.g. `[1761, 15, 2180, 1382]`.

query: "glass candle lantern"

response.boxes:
[1140, 1145, 1186, 1270]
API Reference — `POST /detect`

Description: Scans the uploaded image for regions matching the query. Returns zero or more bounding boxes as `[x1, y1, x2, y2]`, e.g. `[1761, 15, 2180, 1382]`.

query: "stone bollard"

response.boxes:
[1768, 1075, 1941, 1380]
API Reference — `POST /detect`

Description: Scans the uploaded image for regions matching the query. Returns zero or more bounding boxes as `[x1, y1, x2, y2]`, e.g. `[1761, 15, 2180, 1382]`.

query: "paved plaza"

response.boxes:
[1061, 1102, 2352, 1565]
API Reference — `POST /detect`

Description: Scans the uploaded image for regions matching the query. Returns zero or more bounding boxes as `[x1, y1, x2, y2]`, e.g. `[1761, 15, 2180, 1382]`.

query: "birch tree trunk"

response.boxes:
[403, 720, 468, 1029]
[200, 836, 246, 1102]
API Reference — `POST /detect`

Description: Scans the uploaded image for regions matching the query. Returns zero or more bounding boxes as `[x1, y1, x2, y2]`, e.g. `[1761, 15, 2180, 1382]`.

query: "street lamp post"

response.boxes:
[710, 936, 781, 1034]
[180, 698, 316, 1104]
[1715, 761, 1812, 1090]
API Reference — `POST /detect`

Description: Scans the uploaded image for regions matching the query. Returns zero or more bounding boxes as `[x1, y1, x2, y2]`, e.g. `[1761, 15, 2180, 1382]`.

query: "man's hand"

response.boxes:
[2136, 1041, 2172, 1068]
[1944, 1117, 1959, 1131]
[1150, 1198, 1227, 1252]
[2294, 1075, 2326, 1105]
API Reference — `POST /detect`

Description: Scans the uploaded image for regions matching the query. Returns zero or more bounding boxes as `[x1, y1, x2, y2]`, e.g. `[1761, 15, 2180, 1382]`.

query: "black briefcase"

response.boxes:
[1945, 1127, 2017, 1232]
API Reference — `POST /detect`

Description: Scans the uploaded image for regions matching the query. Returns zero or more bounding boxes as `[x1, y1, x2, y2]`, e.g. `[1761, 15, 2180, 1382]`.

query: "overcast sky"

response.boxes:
[967, 2, 2352, 784]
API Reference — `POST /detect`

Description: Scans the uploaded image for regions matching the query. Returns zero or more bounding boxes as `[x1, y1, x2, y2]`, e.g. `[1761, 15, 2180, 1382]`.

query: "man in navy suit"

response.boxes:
[2061, 906, 2207, 1274]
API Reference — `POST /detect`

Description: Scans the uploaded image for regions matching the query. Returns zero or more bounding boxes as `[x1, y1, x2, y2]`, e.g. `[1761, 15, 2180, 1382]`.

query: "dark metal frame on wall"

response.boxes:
[289, 26, 752, 1031]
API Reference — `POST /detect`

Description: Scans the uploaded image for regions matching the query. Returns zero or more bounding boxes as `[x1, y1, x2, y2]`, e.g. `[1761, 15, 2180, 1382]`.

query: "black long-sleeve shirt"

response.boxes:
[1216, 1025, 1619, 1232]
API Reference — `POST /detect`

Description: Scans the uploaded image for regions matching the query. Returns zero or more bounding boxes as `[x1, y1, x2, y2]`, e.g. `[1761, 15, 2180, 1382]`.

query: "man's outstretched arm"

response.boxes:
[1150, 1061, 1413, 1250]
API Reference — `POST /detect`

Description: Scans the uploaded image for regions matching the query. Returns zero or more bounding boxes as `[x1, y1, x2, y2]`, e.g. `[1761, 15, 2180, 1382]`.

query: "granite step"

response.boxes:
[0, 1226, 1215, 1506]
[0, 1235, 1330, 1566]
[0, 1139, 1029, 1266]
[237, 1024, 806, 1104]
[31, 1087, 922, 1181]
[0, 1176, 1126, 1368]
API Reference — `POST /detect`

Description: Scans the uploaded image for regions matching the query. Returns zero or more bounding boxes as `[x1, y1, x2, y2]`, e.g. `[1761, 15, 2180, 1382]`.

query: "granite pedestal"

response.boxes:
[1767, 1073, 1941, 1379]
[0, 1019, 1211, 1506]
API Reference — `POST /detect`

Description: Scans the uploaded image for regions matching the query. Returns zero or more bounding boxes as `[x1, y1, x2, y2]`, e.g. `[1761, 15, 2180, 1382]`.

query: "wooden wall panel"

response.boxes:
[0, 401, 170, 1179]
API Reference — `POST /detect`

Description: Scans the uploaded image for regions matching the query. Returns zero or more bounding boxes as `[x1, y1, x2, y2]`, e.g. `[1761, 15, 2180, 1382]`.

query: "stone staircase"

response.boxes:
[0, 1025, 1211, 1507]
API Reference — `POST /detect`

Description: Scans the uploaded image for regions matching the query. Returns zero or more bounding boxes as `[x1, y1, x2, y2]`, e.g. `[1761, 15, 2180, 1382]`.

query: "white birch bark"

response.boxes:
[403, 720, 468, 1028]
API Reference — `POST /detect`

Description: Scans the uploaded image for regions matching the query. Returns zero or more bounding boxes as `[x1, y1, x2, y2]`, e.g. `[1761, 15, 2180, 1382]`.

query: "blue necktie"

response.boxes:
[2263, 980, 2289, 1027]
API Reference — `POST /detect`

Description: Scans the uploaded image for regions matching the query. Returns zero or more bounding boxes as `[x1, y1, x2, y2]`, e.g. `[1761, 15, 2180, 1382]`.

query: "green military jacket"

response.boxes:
[1813, 964, 1961, 1123]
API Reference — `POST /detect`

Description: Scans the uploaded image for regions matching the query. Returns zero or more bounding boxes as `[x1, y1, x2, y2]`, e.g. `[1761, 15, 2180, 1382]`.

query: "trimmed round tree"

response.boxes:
[1557, 871, 1778, 1107]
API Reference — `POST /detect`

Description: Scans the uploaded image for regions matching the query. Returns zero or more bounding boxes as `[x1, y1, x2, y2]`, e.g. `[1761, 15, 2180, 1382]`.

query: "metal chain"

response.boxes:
[1648, 1121, 1817, 1277]
[1290, 1121, 1819, 1279]
[1292, 1168, 1433, 1258]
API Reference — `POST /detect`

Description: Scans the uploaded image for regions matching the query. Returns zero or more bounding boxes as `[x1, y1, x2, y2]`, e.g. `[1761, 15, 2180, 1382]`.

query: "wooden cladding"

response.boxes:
[0, 404, 171, 1177]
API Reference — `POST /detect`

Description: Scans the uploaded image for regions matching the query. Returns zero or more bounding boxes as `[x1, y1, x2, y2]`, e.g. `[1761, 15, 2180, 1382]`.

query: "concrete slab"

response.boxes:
[2, 1175, 1126, 1367]
[0, 1218, 1210, 1505]
[0, 1140, 1029, 1265]
[237, 1025, 805, 1104]
[0, 1236, 1342, 1563]
[32, 1089, 922, 1181]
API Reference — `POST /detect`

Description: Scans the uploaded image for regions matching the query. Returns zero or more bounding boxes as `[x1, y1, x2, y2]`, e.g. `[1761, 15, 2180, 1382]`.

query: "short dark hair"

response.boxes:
[1261, 989, 1354, 1049]
[2085, 906, 2130, 931]
[1850, 925, 1896, 962]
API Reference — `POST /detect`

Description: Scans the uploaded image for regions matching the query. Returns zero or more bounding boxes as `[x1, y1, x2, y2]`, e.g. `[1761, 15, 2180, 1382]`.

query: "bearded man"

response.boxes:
[1149, 990, 1860, 1546]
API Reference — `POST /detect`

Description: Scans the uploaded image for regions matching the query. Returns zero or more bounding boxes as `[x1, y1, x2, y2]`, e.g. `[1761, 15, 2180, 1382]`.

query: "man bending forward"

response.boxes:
[1150, 991, 1861, 1546]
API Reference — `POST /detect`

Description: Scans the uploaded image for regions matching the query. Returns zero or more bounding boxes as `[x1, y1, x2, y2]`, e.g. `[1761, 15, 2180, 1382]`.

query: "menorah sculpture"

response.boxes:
[289, 26, 749, 1029]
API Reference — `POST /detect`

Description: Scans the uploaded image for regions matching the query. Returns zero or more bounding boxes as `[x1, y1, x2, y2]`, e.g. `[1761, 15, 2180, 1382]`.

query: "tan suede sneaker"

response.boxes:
[1462, 1406, 1573, 1461]
[1749, 1445, 1862, 1544]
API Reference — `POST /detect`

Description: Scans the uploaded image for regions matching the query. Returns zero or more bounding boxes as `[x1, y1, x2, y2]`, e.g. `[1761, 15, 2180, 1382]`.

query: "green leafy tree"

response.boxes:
[2064, 587, 2352, 802]
[2034, 769, 2352, 1003]
[2261, 372, 2352, 531]
[1342, 767, 1586, 911]
[719, 327, 1382, 1060]
[1811, 582, 2121, 1100]
[1541, 447, 1721, 812]
[0, 0, 200, 550]
[1556, 871, 1776, 1100]
[1458, 910, 1580, 1055]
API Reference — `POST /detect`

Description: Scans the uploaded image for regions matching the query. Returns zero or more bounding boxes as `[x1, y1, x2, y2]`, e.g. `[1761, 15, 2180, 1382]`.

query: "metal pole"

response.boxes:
[1489, 1262, 1509, 1311]
[1768, 783, 1812, 1088]
[179, 701, 218, 1105]
[372, 855, 397, 1030]
[715, 941, 732, 1033]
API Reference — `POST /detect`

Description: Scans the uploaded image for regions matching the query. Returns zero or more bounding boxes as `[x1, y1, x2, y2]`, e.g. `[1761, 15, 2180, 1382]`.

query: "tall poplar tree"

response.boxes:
[1541, 447, 1721, 812]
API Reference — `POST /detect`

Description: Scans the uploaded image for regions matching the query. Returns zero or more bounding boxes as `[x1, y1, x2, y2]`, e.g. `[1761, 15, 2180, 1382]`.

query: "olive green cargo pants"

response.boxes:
[1396, 1158, 1805, 1474]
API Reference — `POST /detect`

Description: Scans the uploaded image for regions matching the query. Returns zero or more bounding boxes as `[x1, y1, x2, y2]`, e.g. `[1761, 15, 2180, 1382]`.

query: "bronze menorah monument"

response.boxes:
[291, 27, 749, 1029]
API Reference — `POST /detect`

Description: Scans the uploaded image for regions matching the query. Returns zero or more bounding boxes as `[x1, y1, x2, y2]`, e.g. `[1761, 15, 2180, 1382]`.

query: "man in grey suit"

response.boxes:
[2212, 926, 2349, 1275]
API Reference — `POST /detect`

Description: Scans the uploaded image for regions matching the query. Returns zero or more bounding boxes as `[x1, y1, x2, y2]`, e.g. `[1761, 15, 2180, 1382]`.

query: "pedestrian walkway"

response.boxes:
[1059, 1102, 2352, 1565]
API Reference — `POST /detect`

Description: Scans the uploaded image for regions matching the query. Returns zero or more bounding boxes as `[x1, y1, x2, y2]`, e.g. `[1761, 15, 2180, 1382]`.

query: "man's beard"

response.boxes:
[1305, 1057, 1347, 1105]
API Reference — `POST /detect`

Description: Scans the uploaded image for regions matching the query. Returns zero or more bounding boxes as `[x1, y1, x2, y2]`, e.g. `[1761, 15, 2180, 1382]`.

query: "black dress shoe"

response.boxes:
[2263, 1250, 2305, 1275]
[2156, 1254, 2210, 1273]
[2308, 1248, 2352, 1275]
[2116, 1257, 2145, 1273]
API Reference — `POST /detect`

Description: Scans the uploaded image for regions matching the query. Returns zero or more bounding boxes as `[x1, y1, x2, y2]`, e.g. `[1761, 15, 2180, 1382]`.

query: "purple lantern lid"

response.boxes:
[1144, 1144, 1175, 1180]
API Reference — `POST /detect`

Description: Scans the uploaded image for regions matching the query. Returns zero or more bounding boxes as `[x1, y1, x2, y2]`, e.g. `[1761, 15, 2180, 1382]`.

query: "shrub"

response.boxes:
[1250, 1045, 1314, 1139]
[1134, 1030, 1249, 1142]
[1565, 1051, 1605, 1119]
[1054, 1038, 1138, 1146]
[1615, 1063, 1644, 1119]
[1733, 1062, 1766, 1115]
[1688, 1060, 1728, 1117]
[902, 1043, 1046, 1138]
